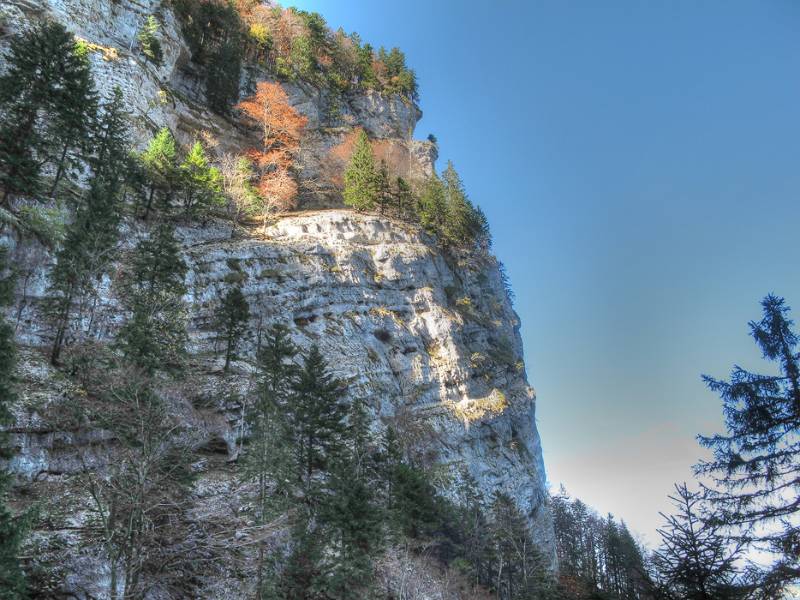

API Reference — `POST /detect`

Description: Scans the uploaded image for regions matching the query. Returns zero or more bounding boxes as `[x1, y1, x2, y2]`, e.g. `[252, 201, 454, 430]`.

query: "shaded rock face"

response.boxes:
[1, 0, 554, 594]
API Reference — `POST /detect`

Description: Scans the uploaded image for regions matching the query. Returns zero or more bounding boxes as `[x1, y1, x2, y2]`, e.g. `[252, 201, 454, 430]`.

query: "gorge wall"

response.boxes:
[0, 0, 555, 597]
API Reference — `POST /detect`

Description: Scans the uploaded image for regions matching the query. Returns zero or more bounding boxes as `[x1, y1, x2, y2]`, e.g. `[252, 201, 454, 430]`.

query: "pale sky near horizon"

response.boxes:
[282, 0, 800, 547]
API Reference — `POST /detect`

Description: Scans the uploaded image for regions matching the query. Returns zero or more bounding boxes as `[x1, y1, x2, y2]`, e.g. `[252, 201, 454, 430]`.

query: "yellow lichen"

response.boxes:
[451, 389, 508, 424]
[76, 37, 120, 61]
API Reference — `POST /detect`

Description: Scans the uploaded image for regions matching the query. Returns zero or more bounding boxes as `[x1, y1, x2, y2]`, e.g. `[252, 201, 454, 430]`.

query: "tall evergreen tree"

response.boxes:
[320, 398, 385, 599]
[244, 323, 298, 599]
[47, 40, 97, 198]
[441, 161, 473, 246]
[0, 22, 93, 205]
[116, 222, 188, 374]
[376, 160, 390, 215]
[696, 294, 800, 587]
[652, 483, 745, 600]
[47, 89, 130, 364]
[138, 15, 163, 66]
[342, 130, 379, 211]
[395, 176, 413, 219]
[179, 141, 224, 219]
[214, 286, 250, 372]
[138, 128, 179, 219]
[0, 247, 27, 599]
[489, 492, 556, 600]
[288, 345, 348, 494]
[416, 175, 446, 237]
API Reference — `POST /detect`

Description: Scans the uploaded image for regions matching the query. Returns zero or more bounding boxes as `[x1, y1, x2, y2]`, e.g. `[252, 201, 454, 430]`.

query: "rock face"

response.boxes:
[1, 0, 554, 595]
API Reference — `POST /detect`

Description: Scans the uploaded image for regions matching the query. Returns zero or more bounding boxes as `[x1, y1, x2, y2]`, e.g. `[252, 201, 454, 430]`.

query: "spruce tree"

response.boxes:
[441, 161, 473, 246]
[0, 22, 93, 205]
[376, 160, 390, 215]
[288, 345, 347, 494]
[139, 128, 179, 219]
[0, 246, 27, 599]
[320, 399, 384, 598]
[416, 175, 446, 237]
[47, 39, 98, 198]
[652, 483, 745, 600]
[138, 15, 163, 66]
[696, 294, 800, 588]
[214, 286, 250, 372]
[395, 176, 413, 219]
[47, 89, 129, 364]
[244, 323, 298, 598]
[343, 130, 379, 211]
[489, 492, 556, 600]
[180, 141, 224, 219]
[116, 222, 188, 374]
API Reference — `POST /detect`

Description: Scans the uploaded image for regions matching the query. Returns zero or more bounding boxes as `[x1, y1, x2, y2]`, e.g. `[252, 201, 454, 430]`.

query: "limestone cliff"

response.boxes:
[1, 0, 554, 596]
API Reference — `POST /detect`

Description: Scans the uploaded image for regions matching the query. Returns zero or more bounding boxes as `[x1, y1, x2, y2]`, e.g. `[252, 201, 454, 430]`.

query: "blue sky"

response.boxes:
[282, 0, 800, 545]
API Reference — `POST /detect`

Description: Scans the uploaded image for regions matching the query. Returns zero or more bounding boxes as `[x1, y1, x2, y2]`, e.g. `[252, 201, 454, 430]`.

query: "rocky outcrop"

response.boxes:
[1, 0, 554, 595]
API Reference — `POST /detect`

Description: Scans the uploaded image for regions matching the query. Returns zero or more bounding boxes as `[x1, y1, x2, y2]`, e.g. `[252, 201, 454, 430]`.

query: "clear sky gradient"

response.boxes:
[282, 0, 800, 545]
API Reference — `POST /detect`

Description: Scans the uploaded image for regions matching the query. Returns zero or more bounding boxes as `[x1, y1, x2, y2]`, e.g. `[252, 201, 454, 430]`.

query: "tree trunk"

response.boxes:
[49, 143, 70, 198]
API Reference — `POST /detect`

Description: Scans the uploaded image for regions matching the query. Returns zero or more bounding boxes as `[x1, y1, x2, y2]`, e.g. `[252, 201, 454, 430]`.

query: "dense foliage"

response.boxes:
[551, 488, 652, 600]
[0, 248, 26, 599]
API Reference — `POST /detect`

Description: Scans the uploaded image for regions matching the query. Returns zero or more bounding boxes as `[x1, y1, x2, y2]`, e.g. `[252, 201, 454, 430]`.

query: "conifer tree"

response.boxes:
[179, 141, 224, 219]
[138, 15, 163, 66]
[116, 222, 188, 374]
[0, 246, 27, 599]
[47, 89, 130, 364]
[0, 22, 93, 205]
[442, 161, 473, 246]
[696, 294, 800, 588]
[139, 128, 179, 219]
[416, 175, 446, 237]
[244, 323, 298, 598]
[376, 160, 390, 215]
[288, 345, 348, 494]
[489, 492, 556, 600]
[320, 398, 384, 598]
[395, 176, 413, 219]
[343, 130, 379, 211]
[214, 285, 250, 372]
[47, 39, 98, 198]
[652, 483, 745, 600]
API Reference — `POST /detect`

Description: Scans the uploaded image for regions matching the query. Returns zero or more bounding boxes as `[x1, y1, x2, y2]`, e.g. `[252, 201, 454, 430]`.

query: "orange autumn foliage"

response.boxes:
[236, 81, 307, 219]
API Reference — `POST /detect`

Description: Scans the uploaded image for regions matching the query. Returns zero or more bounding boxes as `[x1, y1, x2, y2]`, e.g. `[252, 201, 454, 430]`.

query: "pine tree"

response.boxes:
[376, 160, 390, 215]
[47, 89, 129, 365]
[116, 222, 188, 374]
[214, 286, 250, 372]
[489, 492, 556, 600]
[395, 176, 413, 219]
[244, 323, 298, 598]
[0, 246, 27, 599]
[652, 483, 746, 600]
[179, 141, 224, 219]
[320, 399, 384, 598]
[0, 22, 93, 205]
[288, 345, 348, 494]
[696, 294, 800, 588]
[138, 15, 163, 65]
[47, 39, 98, 198]
[342, 130, 379, 211]
[139, 128, 179, 219]
[416, 175, 446, 237]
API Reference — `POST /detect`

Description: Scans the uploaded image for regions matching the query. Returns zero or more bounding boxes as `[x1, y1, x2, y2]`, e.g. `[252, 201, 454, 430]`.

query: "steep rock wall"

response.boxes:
[1, 0, 554, 595]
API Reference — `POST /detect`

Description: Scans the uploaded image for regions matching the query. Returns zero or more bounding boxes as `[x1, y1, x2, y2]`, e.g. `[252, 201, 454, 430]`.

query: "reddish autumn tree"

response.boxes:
[236, 81, 307, 228]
